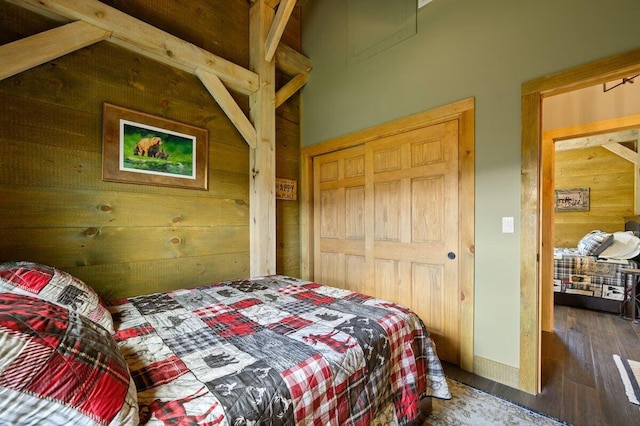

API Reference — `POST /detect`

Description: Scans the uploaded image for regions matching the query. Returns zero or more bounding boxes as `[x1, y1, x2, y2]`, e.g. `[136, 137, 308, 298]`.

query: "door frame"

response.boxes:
[300, 97, 476, 371]
[521, 47, 640, 394]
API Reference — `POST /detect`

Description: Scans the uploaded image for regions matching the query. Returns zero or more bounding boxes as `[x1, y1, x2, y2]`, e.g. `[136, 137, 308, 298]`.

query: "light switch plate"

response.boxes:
[502, 217, 514, 233]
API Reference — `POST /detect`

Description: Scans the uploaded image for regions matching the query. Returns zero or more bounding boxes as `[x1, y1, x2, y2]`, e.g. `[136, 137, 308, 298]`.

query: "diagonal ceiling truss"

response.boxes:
[1, 0, 311, 277]
[0, 0, 311, 148]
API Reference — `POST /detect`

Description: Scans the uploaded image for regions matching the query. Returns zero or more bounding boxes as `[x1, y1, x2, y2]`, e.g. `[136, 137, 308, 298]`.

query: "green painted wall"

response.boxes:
[300, 0, 640, 370]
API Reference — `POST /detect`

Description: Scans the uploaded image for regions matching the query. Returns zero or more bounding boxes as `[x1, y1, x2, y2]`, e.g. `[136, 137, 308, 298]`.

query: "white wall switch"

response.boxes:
[502, 217, 514, 233]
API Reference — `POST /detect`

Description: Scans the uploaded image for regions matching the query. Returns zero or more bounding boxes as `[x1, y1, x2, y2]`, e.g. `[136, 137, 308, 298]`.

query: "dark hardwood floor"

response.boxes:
[442, 304, 640, 425]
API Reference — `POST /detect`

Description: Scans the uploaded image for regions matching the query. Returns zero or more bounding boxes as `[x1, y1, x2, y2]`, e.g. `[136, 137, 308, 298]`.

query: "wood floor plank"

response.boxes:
[543, 329, 566, 363]
[563, 327, 596, 388]
[538, 359, 564, 418]
[591, 329, 638, 426]
[554, 304, 569, 332]
[561, 380, 604, 426]
[442, 305, 640, 426]
[614, 317, 640, 361]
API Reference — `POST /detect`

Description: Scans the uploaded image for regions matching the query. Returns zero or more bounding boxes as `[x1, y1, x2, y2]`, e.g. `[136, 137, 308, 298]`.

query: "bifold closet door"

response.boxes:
[313, 119, 460, 364]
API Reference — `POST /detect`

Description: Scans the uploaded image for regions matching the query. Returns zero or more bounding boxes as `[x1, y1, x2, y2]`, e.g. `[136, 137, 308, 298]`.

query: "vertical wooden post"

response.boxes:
[249, 0, 276, 276]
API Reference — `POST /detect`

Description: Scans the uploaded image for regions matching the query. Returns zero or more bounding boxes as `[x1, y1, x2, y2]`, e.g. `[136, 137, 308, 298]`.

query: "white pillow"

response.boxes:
[598, 231, 640, 260]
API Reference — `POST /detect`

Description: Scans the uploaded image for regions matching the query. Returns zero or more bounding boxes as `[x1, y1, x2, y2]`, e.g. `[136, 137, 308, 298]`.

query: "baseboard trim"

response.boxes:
[473, 355, 520, 389]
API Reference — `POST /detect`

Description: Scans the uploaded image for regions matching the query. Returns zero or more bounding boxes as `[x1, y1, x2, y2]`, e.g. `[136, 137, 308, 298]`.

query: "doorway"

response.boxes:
[520, 47, 640, 394]
[541, 118, 640, 332]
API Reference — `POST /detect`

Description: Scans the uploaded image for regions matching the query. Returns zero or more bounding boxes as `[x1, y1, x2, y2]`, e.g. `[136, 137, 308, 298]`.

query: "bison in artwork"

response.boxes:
[133, 137, 163, 157]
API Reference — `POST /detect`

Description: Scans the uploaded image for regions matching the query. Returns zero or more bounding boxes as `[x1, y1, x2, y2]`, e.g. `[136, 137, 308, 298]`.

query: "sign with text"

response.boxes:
[276, 178, 297, 200]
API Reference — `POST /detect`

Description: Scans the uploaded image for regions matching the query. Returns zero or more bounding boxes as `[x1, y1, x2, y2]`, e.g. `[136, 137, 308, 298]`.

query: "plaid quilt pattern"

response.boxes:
[282, 353, 335, 425]
[111, 275, 450, 425]
[0, 261, 114, 333]
[0, 293, 138, 425]
[554, 248, 639, 301]
[576, 230, 614, 256]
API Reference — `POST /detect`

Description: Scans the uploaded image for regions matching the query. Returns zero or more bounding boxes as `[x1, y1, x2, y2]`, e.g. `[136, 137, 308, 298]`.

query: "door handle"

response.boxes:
[448, 252, 456, 260]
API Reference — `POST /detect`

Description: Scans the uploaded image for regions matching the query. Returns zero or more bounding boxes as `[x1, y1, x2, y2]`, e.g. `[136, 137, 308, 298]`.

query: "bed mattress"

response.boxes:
[110, 275, 450, 425]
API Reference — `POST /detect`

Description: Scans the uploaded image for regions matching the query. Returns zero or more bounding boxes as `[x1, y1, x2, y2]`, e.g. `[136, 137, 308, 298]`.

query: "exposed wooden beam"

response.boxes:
[265, 0, 281, 8]
[0, 20, 110, 81]
[603, 142, 638, 164]
[555, 128, 638, 151]
[275, 72, 308, 108]
[249, 0, 277, 276]
[7, 0, 311, 89]
[196, 68, 257, 149]
[265, 0, 297, 63]
[6, 0, 259, 95]
[275, 42, 311, 76]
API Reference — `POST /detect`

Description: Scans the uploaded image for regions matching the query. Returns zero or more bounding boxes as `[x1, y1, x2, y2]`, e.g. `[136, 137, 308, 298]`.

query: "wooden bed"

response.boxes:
[0, 262, 450, 425]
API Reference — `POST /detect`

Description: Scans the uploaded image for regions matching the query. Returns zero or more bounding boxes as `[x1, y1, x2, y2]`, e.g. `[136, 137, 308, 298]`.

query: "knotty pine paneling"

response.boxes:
[554, 146, 634, 247]
[0, 0, 301, 299]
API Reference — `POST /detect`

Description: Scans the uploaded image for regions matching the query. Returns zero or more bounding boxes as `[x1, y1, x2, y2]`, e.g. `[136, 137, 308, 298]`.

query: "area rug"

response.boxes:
[426, 378, 568, 425]
[614, 354, 640, 405]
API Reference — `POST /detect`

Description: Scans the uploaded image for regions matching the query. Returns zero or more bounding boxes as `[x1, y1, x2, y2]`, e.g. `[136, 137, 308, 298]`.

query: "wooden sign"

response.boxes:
[276, 178, 297, 200]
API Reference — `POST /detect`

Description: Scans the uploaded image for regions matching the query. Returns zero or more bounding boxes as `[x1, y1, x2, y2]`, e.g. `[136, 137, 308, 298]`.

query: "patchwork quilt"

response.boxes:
[0, 293, 138, 425]
[111, 275, 450, 425]
[554, 248, 638, 300]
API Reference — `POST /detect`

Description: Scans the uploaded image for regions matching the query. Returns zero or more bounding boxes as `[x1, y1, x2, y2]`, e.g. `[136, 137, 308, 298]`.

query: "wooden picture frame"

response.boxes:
[554, 187, 589, 212]
[102, 103, 208, 190]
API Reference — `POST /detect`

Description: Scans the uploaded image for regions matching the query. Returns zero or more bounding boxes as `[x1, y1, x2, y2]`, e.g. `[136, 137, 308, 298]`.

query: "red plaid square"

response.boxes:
[391, 345, 421, 419]
[379, 313, 424, 421]
[113, 323, 155, 342]
[267, 315, 312, 335]
[333, 367, 368, 425]
[277, 284, 307, 296]
[378, 314, 406, 381]
[193, 302, 233, 318]
[0, 265, 51, 292]
[204, 311, 262, 338]
[281, 353, 336, 425]
[293, 291, 335, 306]
[132, 355, 189, 392]
[301, 283, 322, 290]
[343, 292, 373, 303]
[377, 313, 404, 352]
[230, 298, 263, 310]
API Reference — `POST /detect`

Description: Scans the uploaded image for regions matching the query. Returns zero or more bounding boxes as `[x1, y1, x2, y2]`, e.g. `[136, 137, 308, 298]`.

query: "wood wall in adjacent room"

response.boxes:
[0, 0, 301, 300]
[554, 146, 634, 247]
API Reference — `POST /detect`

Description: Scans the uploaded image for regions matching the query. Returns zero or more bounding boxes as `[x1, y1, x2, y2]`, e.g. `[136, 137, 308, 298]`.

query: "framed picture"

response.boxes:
[554, 187, 589, 212]
[102, 103, 208, 190]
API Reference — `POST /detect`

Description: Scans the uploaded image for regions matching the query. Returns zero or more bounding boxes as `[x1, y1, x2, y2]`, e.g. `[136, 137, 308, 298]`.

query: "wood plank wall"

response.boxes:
[554, 146, 634, 247]
[0, 0, 301, 300]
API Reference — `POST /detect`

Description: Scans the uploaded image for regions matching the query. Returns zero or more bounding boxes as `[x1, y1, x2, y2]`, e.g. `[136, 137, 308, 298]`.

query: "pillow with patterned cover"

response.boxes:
[0, 293, 138, 426]
[0, 261, 114, 334]
[577, 230, 614, 256]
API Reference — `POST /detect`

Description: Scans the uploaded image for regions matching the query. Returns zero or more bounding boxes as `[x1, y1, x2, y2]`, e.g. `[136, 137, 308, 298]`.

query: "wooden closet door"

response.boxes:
[313, 120, 460, 364]
[314, 145, 367, 294]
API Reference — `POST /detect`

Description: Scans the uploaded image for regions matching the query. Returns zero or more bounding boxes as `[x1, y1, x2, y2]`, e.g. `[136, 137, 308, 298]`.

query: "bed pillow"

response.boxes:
[576, 230, 614, 256]
[0, 293, 138, 426]
[598, 231, 640, 260]
[0, 261, 114, 334]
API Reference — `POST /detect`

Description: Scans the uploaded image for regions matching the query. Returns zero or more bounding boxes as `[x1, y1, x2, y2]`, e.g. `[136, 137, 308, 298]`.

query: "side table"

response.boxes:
[620, 268, 640, 322]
